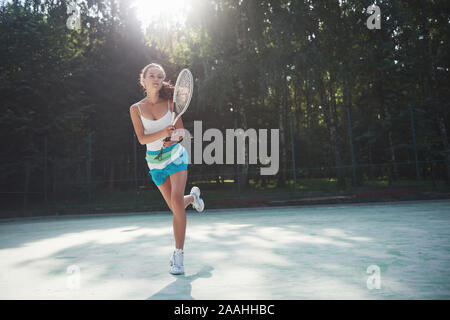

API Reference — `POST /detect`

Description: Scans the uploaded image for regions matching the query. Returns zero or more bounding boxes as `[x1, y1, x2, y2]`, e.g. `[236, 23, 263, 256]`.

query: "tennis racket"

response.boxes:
[165, 68, 194, 141]
[154, 68, 194, 160]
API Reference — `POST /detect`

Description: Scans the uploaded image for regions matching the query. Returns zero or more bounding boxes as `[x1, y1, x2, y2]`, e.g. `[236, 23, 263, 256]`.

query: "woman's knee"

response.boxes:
[171, 192, 184, 209]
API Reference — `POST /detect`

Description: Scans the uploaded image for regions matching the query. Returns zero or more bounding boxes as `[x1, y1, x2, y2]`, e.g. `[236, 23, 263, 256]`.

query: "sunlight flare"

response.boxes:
[132, 0, 190, 29]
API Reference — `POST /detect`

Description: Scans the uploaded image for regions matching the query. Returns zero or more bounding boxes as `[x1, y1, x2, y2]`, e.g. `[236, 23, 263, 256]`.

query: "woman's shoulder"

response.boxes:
[130, 99, 145, 110]
[130, 99, 172, 111]
[129, 102, 142, 116]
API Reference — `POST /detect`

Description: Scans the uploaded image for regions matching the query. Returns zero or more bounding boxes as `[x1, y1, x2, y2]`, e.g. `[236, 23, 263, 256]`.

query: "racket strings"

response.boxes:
[174, 73, 193, 114]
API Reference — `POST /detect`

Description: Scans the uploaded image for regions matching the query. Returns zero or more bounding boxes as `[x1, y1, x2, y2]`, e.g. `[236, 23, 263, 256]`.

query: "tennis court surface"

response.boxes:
[1, 199, 449, 299]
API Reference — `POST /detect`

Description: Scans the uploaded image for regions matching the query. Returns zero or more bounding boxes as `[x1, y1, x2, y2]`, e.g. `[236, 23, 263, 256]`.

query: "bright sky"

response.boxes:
[131, 0, 191, 30]
[4, 0, 191, 30]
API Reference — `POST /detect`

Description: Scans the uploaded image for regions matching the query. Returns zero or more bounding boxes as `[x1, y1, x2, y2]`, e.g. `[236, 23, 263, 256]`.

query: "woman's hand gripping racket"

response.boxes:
[154, 68, 194, 160]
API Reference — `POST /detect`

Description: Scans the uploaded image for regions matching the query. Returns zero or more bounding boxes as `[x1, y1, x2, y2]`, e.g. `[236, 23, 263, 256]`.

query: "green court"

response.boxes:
[1, 200, 449, 299]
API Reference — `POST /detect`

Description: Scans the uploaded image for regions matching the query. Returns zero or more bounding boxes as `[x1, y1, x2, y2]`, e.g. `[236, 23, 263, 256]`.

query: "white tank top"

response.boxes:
[135, 100, 172, 151]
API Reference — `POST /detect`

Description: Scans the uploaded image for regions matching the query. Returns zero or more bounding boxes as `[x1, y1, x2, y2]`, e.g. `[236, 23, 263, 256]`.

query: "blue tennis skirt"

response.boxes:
[145, 144, 189, 186]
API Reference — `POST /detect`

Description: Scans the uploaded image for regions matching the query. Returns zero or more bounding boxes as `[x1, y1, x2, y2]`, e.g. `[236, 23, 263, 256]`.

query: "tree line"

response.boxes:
[1, 0, 449, 207]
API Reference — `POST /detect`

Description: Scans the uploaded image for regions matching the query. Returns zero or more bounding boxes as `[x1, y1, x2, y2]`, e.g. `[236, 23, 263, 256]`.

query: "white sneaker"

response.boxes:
[190, 186, 205, 212]
[169, 250, 184, 275]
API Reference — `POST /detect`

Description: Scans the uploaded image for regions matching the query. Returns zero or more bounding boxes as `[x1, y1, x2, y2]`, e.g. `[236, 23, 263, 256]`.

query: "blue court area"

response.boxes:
[0, 200, 449, 299]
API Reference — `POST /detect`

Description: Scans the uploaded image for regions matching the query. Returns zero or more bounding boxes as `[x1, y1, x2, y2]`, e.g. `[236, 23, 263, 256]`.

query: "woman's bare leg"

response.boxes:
[184, 195, 194, 208]
[157, 179, 194, 212]
[169, 170, 188, 249]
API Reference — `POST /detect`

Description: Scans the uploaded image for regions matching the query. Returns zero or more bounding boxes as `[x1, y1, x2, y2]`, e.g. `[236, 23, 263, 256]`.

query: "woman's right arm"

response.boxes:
[129, 105, 174, 145]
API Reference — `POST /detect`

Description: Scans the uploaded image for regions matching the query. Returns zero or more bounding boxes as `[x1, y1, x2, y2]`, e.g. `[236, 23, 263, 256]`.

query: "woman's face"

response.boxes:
[145, 67, 165, 93]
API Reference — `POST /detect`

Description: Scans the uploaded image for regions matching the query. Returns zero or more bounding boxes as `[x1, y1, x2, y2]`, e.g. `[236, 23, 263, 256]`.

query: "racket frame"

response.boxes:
[164, 68, 193, 142]
[171, 68, 193, 126]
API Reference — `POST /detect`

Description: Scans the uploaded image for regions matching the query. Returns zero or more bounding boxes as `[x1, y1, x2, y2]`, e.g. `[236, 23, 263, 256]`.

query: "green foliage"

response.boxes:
[1, 0, 449, 212]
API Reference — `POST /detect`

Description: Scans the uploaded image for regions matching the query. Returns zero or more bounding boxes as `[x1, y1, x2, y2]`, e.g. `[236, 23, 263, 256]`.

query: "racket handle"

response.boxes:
[164, 137, 183, 144]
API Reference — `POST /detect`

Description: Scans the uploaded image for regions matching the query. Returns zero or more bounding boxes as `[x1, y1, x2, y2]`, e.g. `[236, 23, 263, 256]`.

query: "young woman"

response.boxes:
[129, 63, 204, 275]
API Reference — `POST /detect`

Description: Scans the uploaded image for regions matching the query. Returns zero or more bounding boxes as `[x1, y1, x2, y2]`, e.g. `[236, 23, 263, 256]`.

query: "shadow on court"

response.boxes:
[0, 200, 449, 299]
[148, 265, 214, 300]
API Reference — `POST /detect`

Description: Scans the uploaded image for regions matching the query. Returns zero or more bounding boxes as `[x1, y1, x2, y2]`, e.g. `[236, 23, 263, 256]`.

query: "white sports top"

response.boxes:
[134, 100, 171, 151]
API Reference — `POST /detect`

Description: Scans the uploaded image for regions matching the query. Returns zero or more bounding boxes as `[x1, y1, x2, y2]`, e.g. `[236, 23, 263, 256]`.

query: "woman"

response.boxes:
[129, 63, 204, 275]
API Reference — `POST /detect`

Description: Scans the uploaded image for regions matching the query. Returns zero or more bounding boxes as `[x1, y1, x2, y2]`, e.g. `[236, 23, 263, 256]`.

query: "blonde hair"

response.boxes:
[139, 63, 173, 99]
